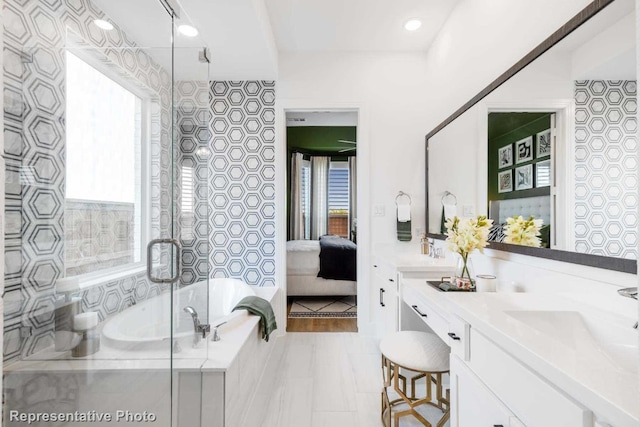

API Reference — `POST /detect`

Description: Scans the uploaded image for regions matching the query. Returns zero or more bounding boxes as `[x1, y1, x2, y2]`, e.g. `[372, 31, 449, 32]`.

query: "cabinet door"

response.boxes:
[380, 275, 398, 336]
[371, 263, 398, 337]
[450, 356, 514, 427]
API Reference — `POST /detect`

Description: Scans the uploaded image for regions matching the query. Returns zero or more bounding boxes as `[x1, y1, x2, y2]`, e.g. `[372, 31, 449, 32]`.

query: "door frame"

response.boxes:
[275, 100, 373, 335]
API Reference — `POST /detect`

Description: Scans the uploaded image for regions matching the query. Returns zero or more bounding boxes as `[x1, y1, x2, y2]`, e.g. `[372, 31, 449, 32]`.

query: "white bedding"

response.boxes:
[286, 240, 320, 275]
[286, 239, 357, 296]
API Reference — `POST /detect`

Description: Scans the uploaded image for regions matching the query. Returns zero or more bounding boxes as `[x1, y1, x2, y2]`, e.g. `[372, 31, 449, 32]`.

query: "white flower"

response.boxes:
[503, 215, 543, 247]
[445, 215, 493, 256]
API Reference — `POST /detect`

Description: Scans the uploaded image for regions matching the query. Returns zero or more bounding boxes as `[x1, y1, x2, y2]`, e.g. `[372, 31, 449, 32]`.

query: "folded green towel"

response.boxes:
[438, 282, 473, 292]
[232, 296, 277, 342]
[397, 220, 412, 242]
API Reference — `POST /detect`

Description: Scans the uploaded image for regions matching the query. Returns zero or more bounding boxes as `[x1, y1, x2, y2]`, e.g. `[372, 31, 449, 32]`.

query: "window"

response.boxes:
[328, 161, 350, 237]
[64, 52, 145, 277]
[301, 160, 311, 239]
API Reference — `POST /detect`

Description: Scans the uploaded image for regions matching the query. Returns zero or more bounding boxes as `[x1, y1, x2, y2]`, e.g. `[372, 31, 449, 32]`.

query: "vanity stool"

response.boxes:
[380, 330, 450, 427]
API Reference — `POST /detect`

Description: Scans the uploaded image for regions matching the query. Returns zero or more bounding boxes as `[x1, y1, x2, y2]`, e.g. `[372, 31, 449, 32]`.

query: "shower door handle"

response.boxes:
[147, 238, 182, 284]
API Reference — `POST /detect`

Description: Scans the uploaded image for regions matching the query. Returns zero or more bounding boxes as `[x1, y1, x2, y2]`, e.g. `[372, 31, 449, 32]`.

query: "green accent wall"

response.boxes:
[287, 126, 357, 154]
[487, 113, 552, 205]
[286, 126, 356, 240]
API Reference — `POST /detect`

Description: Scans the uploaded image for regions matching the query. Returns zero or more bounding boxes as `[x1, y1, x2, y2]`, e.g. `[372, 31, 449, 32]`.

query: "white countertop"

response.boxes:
[402, 278, 640, 427]
[372, 243, 456, 272]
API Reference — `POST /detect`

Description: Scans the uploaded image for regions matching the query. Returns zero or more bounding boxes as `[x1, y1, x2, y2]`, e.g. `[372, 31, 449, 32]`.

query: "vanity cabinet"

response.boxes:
[371, 261, 398, 337]
[370, 255, 455, 338]
[450, 355, 524, 427]
[400, 279, 596, 427]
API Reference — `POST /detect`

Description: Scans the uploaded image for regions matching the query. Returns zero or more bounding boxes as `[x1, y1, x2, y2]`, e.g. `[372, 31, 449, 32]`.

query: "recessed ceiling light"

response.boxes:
[404, 19, 422, 31]
[178, 24, 199, 37]
[94, 19, 114, 31]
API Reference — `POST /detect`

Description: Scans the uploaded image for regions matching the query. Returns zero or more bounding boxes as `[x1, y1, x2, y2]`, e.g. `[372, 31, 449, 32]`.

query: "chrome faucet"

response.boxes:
[428, 239, 442, 259]
[211, 321, 227, 342]
[617, 288, 638, 329]
[183, 306, 211, 346]
[428, 239, 436, 258]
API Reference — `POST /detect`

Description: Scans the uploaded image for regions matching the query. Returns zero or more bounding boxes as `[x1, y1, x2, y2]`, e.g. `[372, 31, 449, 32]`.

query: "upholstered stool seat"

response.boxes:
[380, 331, 450, 427]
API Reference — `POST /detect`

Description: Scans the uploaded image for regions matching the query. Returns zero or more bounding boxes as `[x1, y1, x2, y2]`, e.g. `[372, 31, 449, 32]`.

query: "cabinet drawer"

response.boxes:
[470, 330, 592, 427]
[448, 315, 470, 361]
[403, 286, 449, 342]
[372, 262, 396, 284]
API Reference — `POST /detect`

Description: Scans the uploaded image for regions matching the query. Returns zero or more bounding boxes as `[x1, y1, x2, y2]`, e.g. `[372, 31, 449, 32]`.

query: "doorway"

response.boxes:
[284, 111, 359, 332]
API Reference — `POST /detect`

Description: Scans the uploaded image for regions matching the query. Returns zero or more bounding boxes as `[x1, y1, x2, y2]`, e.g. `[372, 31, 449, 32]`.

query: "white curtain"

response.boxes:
[290, 152, 304, 240]
[348, 156, 357, 241]
[311, 156, 329, 239]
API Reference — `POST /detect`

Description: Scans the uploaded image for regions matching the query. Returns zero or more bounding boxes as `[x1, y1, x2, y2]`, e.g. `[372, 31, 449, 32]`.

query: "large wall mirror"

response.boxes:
[426, 0, 637, 273]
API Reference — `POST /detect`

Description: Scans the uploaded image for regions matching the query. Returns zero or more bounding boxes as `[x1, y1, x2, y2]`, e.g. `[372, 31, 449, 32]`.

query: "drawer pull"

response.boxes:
[493, 425, 504, 427]
[411, 305, 427, 318]
[379, 288, 386, 307]
[388, 278, 394, 282]
[448, 332, 461, 341]
[373, 264, 378, 268]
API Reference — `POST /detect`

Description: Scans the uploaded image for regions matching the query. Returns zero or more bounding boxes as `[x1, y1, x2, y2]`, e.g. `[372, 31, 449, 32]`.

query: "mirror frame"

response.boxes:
[425, 0, 637, 274]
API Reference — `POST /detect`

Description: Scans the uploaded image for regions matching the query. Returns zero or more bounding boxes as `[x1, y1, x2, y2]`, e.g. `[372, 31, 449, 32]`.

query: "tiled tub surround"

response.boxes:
[176, 80, 211, 286]
[4, 286, 280, 427]
[176, 80, 277, 287]
[208, 80, 277, 287]
[3, 0, 173, 362]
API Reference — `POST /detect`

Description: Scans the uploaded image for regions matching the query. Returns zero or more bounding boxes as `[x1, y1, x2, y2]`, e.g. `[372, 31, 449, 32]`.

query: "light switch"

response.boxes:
[373, 205, 385, 217]
[463, 205, 474, 217]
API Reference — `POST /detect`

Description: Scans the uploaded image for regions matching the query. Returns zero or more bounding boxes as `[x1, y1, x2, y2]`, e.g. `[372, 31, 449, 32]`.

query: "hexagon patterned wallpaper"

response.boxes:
[176, 80, 211, 285]
[574, 80, 637, 259]
[3, 0, 172, 362]
[209, 81, 276, 287]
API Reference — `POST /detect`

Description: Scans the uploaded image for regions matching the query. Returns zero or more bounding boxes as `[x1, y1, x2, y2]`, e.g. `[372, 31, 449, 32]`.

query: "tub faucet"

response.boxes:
[617, 287, 638, 329]
[212, 321, 227, 342]
[183, 306, 211, 346]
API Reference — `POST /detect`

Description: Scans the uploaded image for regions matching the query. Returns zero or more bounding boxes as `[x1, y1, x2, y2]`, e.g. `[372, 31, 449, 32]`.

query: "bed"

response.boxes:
[286, 236, 357, 296]
[489, 195, 552, 247]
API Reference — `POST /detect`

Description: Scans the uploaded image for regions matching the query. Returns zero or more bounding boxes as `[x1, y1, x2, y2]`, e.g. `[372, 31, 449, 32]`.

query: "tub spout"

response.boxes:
[183, 306, 210, 347]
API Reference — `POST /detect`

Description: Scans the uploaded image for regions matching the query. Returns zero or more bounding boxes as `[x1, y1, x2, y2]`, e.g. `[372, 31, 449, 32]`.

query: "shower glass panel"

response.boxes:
[2, 0, 211, 425]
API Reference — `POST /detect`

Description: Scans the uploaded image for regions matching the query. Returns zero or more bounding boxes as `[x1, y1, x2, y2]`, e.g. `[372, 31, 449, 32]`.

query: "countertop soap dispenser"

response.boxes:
[421, 233, 429, 255]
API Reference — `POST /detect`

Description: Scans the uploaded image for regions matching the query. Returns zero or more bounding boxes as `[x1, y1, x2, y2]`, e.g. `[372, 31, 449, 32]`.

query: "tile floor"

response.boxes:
[245, 332, 449, 427]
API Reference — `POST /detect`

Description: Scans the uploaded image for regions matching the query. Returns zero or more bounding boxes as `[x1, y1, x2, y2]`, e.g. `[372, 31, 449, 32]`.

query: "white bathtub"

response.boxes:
[102, 278, 256, 350]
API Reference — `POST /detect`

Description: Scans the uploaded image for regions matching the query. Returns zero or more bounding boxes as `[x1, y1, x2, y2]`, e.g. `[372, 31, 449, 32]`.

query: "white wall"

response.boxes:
[278, 0, 594, 248]
[279, 52, 433, 245]
[276, 0, 640, 318]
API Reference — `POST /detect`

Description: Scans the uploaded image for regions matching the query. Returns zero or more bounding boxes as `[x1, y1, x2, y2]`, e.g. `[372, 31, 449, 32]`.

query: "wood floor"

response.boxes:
[286, 298, 358, 333]
[244, 332, 450, 427]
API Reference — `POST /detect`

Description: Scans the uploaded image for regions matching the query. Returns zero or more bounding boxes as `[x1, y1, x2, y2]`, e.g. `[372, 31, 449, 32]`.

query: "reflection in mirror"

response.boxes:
[428, 0, 636, 263]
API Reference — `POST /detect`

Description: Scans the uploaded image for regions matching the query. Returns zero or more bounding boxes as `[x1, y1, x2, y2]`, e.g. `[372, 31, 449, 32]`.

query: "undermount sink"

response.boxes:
[395, 254, 452, 265]
[505, 310, 639, 374]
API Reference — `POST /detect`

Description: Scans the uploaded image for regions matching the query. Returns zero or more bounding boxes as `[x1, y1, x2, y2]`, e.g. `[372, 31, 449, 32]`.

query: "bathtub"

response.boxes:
[102, 278, 256, 351]
[5, 279, 278, 427]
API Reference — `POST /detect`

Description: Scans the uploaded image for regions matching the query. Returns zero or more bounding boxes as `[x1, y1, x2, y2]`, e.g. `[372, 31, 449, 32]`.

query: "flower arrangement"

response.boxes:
[503, 215, 543, 247]
[445, 215, 493, 282]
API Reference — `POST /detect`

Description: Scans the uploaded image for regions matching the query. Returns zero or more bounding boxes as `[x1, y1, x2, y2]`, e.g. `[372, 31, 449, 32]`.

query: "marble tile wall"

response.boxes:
[208, 81, 276, 286]
[2, 0, 172, 362]
[574, 80, 638, 258]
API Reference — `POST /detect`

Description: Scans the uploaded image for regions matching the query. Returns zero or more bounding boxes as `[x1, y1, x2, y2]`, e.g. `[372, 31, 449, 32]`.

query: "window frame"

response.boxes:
[63, 48, 152, 285]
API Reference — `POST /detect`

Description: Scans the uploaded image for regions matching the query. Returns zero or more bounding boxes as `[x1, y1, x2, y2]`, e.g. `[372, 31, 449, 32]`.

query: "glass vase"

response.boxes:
[455, 253, 475, 283]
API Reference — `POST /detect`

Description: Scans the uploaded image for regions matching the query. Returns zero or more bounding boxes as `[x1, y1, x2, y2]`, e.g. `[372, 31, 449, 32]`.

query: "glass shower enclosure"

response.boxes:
[2, 0, 211, 425]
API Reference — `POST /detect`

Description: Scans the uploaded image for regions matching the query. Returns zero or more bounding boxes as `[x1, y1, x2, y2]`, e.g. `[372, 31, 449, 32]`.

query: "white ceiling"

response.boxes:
[92, 0, 279, 80]
[91, 0, 460, 79]
[265, 0, 459, 52]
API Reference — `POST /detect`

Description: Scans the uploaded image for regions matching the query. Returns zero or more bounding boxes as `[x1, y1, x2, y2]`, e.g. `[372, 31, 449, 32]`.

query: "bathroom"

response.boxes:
[1, 0, 639, 426]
